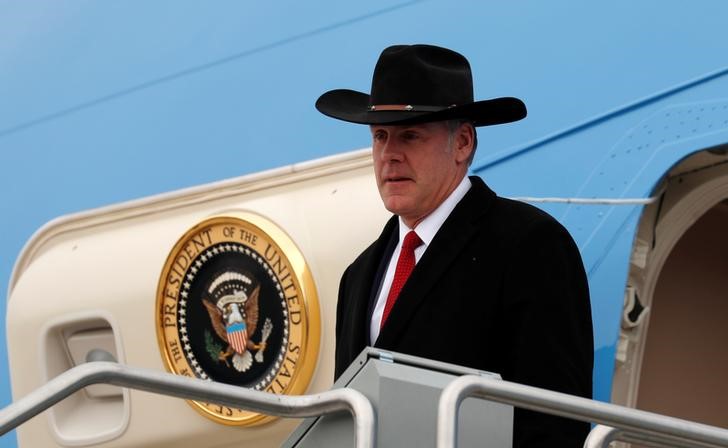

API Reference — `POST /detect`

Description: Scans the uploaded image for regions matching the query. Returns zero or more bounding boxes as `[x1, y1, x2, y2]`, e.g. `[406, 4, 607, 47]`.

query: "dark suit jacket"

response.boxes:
[335, 176, 594, 447]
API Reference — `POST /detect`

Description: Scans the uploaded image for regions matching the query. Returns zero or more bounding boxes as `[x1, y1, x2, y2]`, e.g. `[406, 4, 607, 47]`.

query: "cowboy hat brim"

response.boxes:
[315, 89, 527, 127]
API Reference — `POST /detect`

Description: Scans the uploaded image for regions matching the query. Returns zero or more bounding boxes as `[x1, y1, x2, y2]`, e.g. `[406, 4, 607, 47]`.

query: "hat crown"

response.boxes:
[370, 44, 474, 107]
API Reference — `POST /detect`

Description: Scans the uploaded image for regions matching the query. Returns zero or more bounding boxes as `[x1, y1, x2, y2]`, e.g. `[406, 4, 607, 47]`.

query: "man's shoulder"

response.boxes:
[467, 177, 568, 238]
[493, 195, 561, 227]
[492, 197, 577, 250]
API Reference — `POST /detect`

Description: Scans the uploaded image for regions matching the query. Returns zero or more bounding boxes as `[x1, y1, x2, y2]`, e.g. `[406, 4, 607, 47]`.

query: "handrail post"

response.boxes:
[0, 362, 375, 448]
[584, 425, 622, 448]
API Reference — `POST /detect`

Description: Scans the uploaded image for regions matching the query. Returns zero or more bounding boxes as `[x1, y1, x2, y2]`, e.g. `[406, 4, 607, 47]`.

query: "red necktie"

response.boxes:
[381, 230, 423, 329]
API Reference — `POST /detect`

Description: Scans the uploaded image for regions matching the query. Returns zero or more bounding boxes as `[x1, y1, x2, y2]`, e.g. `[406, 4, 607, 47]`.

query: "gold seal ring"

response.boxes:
[155, 212, 320, 425]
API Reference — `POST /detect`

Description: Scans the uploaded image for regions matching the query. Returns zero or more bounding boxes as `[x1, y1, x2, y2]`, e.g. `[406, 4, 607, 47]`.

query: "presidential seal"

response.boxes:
[156, 213, 320, 425]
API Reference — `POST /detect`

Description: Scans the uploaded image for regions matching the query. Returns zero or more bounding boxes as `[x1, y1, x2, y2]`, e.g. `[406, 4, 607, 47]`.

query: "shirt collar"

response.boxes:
[398, 175, 472, 246]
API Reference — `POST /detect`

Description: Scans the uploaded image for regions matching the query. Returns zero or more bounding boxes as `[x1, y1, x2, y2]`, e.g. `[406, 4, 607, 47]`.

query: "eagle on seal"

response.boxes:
[202, 271, 268, 372]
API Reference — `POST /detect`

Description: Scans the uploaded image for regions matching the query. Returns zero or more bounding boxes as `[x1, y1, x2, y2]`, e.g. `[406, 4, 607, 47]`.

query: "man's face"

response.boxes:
[371, 121, 473, 228]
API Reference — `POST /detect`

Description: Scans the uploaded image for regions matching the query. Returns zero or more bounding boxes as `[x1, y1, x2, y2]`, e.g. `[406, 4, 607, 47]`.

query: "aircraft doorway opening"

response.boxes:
[637, 199, 728, 426]
[612, 149, 728, 431]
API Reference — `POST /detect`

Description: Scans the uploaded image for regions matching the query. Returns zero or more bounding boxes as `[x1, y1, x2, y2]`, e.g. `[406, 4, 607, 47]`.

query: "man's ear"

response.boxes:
[454, 123, 475, 163]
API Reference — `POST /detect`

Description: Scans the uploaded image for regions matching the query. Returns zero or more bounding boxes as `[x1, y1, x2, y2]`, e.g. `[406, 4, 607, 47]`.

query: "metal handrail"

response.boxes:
[0, 362, 376, 448]
[586, 424, 713, 448]
[437, 374, 728, 448]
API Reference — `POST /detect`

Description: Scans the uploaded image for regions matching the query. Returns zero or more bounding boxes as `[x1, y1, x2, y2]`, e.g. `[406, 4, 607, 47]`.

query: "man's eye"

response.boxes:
[402, 132, 419, 141]
[373, 132, 387, 142]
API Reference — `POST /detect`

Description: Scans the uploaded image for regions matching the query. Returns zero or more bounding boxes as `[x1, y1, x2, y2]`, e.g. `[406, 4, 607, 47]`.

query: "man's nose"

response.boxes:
[378, 139, 405, 161]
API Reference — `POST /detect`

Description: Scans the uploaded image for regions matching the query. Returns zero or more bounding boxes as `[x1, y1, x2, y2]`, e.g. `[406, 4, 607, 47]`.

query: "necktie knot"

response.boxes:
[402, 231, 423, 252]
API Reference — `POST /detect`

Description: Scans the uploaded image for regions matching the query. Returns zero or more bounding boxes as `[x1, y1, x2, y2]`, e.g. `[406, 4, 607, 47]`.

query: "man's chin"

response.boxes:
[382, 200, 418, 221]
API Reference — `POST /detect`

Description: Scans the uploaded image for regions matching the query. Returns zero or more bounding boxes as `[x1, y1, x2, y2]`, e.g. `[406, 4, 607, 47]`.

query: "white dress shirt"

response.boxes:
[369, 175, 472, 343]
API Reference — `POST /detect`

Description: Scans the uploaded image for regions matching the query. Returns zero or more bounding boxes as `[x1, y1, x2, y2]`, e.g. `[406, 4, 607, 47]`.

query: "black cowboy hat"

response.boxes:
[315, 44, 526, 127]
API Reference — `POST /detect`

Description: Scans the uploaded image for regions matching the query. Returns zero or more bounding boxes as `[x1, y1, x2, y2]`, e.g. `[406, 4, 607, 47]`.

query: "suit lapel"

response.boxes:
[365, 229, 398, 341]
[375, 176, 496, 347]
[346, 216, 398, 350]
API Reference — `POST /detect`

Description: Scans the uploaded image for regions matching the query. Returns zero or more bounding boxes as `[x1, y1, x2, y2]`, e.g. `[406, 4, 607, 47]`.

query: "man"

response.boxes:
[316, 44, 593, 447]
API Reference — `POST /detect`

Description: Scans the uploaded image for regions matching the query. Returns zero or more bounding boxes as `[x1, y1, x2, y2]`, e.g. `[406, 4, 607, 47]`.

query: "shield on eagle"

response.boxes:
[226, 321, 248, 354]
